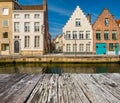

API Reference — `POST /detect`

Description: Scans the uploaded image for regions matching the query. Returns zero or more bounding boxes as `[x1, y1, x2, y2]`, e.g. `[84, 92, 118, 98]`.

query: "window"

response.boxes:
[96, 30, 101, 40]
[79, 44, 84, 52]
[104, 30, 109, 40]
[1, 44, 9, 51]
[79, 31, 84, 39]
[24, 36, 30, 48]
[104, 18, 108, 26]
[34, 36, 40, 48]
[14, 14, 20, 19]
[66, 31, 71, 39]
[73, 31, 77, 39]
[2, 20, 8, 27]
[24, 22, 30, 32]
[86, 31, 90, 39]
[86, 44, 90, 52]
[34, 22, 40, 32]
[24, 14, 30, 19]
[75, 18, 81, 26]
[112, 31, 117, 40]
[3, 32, 8, 38]
[73, 44, 77, 52]
[2, 8, 9, 15]
[34, 14, 40, 18]
[66, 44, 71, 52]
[14, 22, 20, 32]
[109, 43, 114, 51]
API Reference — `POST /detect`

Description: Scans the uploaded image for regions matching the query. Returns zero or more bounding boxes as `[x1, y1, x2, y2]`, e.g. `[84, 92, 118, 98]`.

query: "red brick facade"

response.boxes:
[93, 8, 120, 54]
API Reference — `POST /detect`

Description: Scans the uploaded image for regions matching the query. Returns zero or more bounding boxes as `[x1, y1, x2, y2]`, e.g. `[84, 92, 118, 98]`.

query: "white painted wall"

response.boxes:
[12, 10, 44, 54]
[62, 6, 93, 53]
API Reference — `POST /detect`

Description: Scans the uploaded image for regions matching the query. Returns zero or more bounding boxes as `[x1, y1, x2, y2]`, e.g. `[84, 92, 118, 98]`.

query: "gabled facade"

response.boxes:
[62, 6, 93, 54]
[93, 8, 120, 55]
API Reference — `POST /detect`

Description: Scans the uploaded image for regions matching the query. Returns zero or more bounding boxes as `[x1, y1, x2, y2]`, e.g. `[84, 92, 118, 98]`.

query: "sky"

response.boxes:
[19, 0, 120, 38]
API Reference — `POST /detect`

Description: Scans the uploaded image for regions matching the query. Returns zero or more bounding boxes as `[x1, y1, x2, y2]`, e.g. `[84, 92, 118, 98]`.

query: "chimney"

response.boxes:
[43, 0, 47, 11]
[87, 13, 91, 23]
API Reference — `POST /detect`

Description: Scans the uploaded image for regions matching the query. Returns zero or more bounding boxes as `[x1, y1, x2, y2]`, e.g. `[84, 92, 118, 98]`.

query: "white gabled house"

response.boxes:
[62, 6, 93, 55]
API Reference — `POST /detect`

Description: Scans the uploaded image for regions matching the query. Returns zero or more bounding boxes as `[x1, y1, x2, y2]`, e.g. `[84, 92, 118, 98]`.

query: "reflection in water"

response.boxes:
[0, 63, 120, 74]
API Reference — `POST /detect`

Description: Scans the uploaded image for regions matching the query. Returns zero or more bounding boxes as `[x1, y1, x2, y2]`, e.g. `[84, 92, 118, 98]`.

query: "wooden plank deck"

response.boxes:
[0, 73, 120, 103]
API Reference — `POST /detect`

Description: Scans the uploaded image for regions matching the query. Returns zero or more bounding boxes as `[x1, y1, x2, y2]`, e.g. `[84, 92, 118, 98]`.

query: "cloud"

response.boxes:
[48, 5, 71, 16]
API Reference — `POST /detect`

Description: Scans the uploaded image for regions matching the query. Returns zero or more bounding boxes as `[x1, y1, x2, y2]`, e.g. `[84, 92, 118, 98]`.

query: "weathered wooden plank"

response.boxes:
[26, 74, 53, 103]
[0, 74, 27, 94]
[0, 73, 120, 103]
[64, 74, 90, 103]
[0, 74, 11, 81]
[91, 74, 120, 100]
[79, 74, 120, 103]
[0, 74, 41, 103]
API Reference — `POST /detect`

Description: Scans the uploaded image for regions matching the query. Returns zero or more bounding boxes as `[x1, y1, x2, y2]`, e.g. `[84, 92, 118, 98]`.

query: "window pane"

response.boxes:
[24, 36, 30, 48]
[96, 30, 101, 40]
[24, 22, 30, 32]
[2, 20, 8, 27]
[86, 31, 90, 39]
[3, 32, 8, 38]
[2, 8, 9, 15]
[34, 14, 40, 18]
[79, 31, 84, 39]
[75, 18, 81, 26]
[34, 22, 40, 32]
[25, 14, 30, 19]
[104, 30, 109, 40]
[34, 36, 40, 48]
[105, 18, 108, 26]
[73, 31, 77, 39]
[14, 22, 20, 32]
[112, 31, 117, 40]
[66, 31, 71, 39]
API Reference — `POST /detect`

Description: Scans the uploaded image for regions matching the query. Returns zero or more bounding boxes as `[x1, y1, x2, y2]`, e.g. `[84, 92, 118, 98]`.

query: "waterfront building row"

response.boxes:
[0, 0, 50, 56]
[61, 6, 120, 55]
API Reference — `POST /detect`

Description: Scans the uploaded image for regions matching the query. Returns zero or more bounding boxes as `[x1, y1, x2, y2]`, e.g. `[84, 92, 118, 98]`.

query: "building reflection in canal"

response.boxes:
[0, 63, 120, 74]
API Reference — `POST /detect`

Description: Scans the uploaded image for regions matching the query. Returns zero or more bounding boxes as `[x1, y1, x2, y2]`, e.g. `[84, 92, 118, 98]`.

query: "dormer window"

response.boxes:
[104, 18, 108, 26]
[75, 18, 81, 26]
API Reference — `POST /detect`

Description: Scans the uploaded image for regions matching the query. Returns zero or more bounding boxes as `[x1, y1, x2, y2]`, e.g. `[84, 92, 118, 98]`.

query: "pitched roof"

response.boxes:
[21, 5, 43, 10]
[116, 19, 120, 24]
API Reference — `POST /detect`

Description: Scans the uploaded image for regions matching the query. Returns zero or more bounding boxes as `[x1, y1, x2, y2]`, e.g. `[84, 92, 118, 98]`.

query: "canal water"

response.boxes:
[0, 63, 120, 74]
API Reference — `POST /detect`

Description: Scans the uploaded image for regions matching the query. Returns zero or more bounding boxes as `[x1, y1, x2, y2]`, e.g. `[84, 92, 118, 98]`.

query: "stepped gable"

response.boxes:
[63, 6, 91, 29]
[93, 8, 119, 28]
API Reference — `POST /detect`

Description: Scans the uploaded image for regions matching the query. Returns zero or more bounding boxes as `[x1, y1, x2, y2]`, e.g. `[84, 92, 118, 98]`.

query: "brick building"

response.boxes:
[93, 8, 120, 55]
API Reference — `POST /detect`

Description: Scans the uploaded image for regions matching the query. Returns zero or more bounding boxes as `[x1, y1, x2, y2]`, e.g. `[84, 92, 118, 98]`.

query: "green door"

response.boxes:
[115, 43, 119, 55]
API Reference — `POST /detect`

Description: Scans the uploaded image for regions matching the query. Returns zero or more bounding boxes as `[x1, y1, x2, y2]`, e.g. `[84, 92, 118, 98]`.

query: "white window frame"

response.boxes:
[14, 22, 20, 32]
[2, 8, 9, 15]
[34, 36, 40, 48]
[24, 36, 30, 48]
[34, 22, 40, 32]
[79, 44, 84, 52]
[24, 22, 30, 32]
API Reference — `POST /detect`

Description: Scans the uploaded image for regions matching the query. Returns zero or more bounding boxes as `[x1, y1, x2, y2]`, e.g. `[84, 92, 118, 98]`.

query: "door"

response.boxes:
[96, 43, 106, 55]
[115, 43, 119, 55]
[14, 40, 19, 53]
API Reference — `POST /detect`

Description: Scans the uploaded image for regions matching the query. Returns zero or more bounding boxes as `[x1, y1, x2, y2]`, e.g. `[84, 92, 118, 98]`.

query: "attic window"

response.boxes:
[104, 18, 108, 26]
[75, 18, 81, 26]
